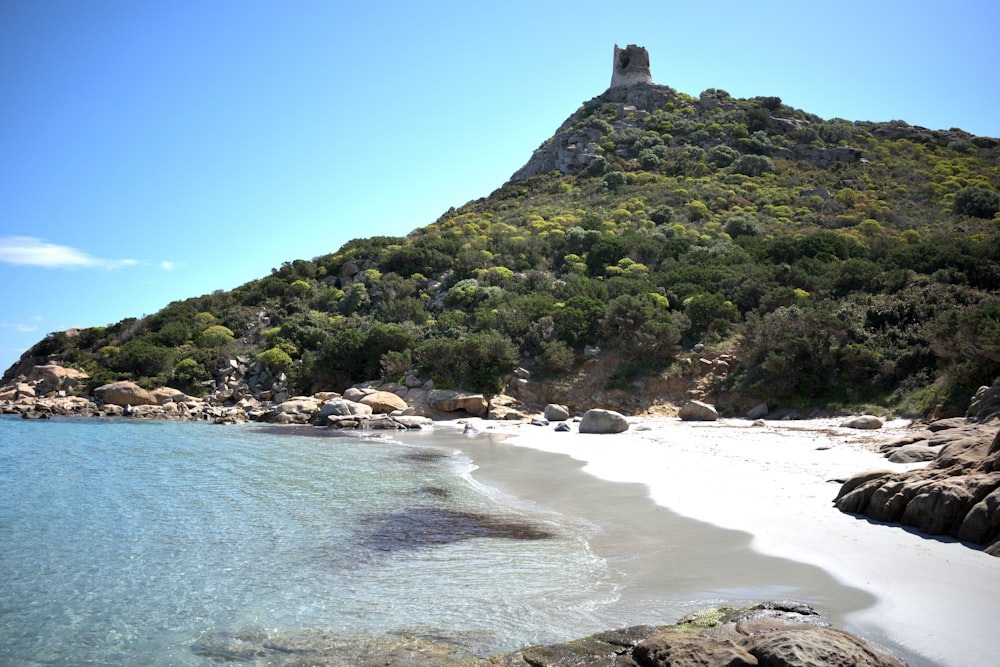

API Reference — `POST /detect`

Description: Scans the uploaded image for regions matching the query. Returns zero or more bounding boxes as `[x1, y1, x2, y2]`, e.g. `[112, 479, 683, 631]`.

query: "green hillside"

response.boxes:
[8, 81, 1000, 415]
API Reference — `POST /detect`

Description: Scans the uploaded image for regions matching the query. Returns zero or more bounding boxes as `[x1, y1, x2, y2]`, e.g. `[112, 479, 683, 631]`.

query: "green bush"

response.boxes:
[198, 325, 236, 348]
[257, 346, 293, 372]
[953, 185, 1000, 218]
[603, 171, 627, 191]
[731, 154, 775, 176]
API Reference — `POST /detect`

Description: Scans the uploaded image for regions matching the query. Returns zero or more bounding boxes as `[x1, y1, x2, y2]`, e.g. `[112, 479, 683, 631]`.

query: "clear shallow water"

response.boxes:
[0, 417, 616, 665]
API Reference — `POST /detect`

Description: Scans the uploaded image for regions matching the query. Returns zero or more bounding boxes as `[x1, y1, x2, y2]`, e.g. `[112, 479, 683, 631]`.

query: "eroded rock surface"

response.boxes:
[836, 418, 1000, 555]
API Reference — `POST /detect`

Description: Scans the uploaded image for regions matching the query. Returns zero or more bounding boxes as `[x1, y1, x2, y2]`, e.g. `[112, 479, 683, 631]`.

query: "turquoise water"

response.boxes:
[0, 417, 616, 665]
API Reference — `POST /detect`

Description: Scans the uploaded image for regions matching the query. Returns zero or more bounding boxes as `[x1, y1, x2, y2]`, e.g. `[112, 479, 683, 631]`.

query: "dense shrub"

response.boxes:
[953, 185, 1000, 218]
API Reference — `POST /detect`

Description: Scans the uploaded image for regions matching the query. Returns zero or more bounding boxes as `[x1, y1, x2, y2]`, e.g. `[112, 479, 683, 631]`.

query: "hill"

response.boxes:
[5, 45, 1000, 417]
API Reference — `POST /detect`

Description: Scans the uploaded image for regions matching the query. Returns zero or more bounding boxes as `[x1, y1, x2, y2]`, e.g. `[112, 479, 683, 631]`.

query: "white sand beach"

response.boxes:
[455, 417, 1000, 667]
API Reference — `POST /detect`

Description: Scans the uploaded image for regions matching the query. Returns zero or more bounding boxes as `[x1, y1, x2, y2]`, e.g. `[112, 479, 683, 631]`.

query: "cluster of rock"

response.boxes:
[0, 360, 650, 435]
[190, 601, 906, 666]
[835, 385, 1000, 555]
[492, 600, 905, 667]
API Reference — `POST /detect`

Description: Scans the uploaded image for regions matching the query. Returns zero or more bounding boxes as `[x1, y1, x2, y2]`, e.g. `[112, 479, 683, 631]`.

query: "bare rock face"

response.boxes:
[610, 44, 653, 89]
[741, 627, 906, 667]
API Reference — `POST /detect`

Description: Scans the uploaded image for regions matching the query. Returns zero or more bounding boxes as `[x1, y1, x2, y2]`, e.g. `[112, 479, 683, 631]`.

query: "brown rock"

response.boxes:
[93, 381, 159, 407]
[426, 389, 488, 418]
[359, 390, 408, 414]
[835, 421, 1000, 554]
[741, 627, 905, 667]
[633, 630, 757, 666]
[26, 364, 89, 394]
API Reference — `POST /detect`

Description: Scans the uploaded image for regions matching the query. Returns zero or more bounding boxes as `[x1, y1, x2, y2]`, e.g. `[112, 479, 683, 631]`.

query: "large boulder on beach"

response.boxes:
[678, 400, 719, 421]
[543, 403, 570, 422]
[835, 420, 1000, 555]
[840, 415, 884, 430]
[359, 391, 408, 414]
[93, 381, 159, 407]
[579, 409, 629, 434]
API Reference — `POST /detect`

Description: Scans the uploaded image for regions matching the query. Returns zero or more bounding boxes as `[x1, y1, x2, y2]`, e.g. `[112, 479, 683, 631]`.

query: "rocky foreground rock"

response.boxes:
[190, 601, 906, 666]
[835, 385, 1000, 555]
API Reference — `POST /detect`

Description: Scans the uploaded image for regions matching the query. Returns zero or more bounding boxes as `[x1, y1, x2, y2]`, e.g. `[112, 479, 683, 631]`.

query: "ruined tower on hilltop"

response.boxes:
[609, 44, 652, 88]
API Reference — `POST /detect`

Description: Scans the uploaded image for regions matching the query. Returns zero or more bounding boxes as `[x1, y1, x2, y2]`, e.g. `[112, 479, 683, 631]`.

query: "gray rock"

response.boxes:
[543, 403, 570, 421]
[579, 409, 629, 434]
[554, 422, 572, 432]
[746, 402, 769, 420]
[679, 400, 719, 421]
[840, 415, 884, 430]
[887, 444, 941, 463]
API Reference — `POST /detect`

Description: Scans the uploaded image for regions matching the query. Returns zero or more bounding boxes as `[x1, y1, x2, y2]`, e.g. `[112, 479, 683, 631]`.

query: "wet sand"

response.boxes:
[435, 417, 1000, 667]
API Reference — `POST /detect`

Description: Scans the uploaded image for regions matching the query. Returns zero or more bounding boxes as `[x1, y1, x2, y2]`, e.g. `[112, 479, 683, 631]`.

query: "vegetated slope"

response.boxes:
[7, 82, 1000, 415]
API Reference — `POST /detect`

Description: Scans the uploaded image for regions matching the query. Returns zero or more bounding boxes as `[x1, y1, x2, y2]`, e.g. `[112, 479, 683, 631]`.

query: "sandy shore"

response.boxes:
[446, 416, 1000, 667]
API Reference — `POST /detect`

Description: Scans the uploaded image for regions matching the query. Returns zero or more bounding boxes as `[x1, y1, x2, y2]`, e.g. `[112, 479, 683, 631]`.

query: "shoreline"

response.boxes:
[444, 417, 1000, 667]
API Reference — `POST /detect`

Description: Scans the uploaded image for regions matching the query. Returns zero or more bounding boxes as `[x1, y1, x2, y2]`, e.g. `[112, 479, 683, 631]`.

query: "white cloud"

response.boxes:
[0, 322, 40, 333]
[160, 260, 176, 271]
[0, 236, 137, 270]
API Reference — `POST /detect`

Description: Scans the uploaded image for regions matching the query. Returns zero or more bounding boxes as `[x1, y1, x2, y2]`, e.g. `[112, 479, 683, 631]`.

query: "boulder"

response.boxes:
[93, 381, 159, 407]
[579, 409, 629, 434]
[742, 627, 905, 667]
[633, 630, 757, 666]
[359, 391, 408, 414]
[886, 444, 940, 463]
[543, 403, 570, 422]
[746, 402, 769, 420]
[968, 383, 1000, 422]
[426, 389, 488, 418]
[488, 394, 529, 420]
[149, 387, 193, 405]
[268, 396, 322, 424]
[318, 398, 372, 419]
[678, 400, 719, 421]
[840, 415, 884, 430]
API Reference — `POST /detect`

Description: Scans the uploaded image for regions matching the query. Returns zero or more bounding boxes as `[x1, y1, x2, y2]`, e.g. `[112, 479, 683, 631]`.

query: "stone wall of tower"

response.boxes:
[609, 44, 652, 88]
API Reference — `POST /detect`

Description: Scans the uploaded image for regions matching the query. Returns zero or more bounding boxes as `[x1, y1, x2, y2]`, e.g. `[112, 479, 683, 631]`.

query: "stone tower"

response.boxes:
[609, 44, 652, 88]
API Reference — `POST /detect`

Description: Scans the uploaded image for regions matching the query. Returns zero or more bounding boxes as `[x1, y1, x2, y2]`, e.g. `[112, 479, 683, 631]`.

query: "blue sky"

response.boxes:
[2, 0, 998, 373]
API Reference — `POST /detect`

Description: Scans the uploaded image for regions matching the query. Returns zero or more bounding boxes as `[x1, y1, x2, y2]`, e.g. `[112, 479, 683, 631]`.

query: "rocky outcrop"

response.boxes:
[579, 408, 630, 434]
[493, 601, 904, 667]
[190, 601, 904, 666]
[835, 418, 1000, 555]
